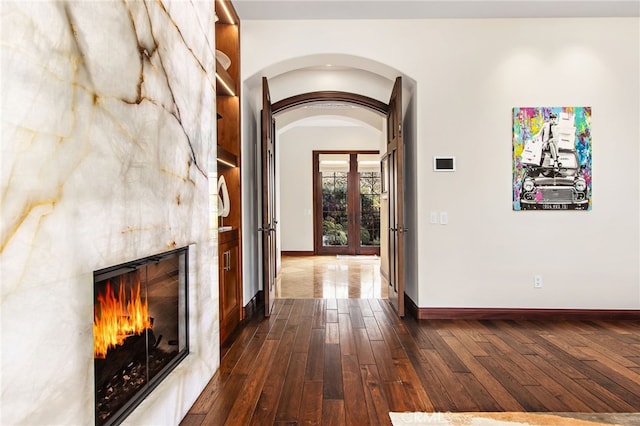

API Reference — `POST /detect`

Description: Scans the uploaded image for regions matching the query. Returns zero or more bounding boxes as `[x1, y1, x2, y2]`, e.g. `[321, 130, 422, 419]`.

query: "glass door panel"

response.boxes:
[319, 154, 350, 248]
[315, 152, 381, 255]
[358, 153, 381, 248]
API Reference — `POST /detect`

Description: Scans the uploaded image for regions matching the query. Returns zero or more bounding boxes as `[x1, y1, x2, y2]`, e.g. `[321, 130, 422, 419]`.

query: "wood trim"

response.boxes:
[215, 0, 240, 24]
[281, 251, 315, 256]
[242, 290, 264, 321]
[272, 91, 388, 115]
[404, 293, 420, 319]
[380, 266, 390, 281]
[404, 294, 640, 321]
[312, 152, 321, 254]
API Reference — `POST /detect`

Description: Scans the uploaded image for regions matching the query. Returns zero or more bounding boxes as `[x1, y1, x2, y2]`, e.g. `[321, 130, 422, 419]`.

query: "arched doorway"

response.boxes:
[261, 80, 406, 318]
[274, 93, 388, 257]
[241, 57, 416, 320]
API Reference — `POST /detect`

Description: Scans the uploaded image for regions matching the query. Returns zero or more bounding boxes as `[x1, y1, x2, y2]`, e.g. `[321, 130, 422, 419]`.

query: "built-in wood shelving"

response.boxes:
[215, 0, 242, 347]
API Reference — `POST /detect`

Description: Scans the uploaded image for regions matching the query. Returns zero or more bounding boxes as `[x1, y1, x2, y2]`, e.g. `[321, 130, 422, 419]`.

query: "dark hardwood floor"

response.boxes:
[181, 299, 640, 425]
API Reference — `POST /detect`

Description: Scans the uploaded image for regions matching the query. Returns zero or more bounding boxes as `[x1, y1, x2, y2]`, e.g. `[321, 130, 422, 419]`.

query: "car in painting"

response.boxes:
[519, 150, 589, 210]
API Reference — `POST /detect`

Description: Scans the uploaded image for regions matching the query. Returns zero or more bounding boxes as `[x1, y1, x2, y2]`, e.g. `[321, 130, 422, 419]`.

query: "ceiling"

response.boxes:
[233, 0, 640, 20]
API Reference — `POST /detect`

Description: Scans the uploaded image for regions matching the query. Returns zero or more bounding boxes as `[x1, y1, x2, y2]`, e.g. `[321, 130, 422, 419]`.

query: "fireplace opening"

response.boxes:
[94, 247, 189, 426]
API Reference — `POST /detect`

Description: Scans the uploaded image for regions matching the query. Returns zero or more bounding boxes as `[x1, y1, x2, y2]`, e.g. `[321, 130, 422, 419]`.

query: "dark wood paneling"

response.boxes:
[341, 354, 369, 425]
[360, 364, 392, 426]
[224, 340, 279, 425]
[323, 344, 344, 399]
[219, 232, 241, 346]
[215, 0, 243, 353]
[322, 399, 345, 425]
[180, 299, 640, 425]
[305, 328, 325, 381]
[298, 381, 323, 425]
[251, 328, 295, 424]
[274, 351, 307, 422]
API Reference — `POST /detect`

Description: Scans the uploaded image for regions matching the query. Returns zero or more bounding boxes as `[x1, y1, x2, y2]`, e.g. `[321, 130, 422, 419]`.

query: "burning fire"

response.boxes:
[94, 280, 152, 359]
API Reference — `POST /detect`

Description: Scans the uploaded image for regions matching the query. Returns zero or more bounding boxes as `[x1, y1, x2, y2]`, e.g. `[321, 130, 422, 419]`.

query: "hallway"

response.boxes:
[276, 255, 387, 299]
[181, 298, 640, 425]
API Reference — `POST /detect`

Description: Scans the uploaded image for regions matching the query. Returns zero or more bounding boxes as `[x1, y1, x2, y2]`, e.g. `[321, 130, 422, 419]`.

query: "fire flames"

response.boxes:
[94, 280, 152, 359]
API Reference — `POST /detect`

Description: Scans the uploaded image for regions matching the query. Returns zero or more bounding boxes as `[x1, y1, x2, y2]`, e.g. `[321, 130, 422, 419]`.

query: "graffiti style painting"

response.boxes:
[513, 107, 592, 211]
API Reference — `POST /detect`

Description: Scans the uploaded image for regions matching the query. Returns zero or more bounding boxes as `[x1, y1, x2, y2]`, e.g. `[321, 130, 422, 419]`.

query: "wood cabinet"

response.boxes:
[215, 0, 242, 346]
[218, 229, 240, 344]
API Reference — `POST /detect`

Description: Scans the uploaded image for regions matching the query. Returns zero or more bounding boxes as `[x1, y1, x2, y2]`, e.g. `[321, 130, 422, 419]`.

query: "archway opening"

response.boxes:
[274, 95, 387, 299]
[241, 56, 417, 309]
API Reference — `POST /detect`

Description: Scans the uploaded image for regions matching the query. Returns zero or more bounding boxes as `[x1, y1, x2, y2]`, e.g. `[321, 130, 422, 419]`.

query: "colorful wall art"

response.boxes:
[513, 107, 592, 211]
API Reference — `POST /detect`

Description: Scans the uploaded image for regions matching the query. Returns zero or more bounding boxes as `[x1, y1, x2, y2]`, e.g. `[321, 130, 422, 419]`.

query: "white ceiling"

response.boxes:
[234, 0, 640, 20]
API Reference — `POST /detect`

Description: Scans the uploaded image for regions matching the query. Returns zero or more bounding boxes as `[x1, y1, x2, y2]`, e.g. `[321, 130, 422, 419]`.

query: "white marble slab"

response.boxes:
[1, 1, 219, 424]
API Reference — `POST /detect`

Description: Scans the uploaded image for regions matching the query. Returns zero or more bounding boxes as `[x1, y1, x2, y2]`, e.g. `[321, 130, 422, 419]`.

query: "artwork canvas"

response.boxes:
[512, 107, 592, 211]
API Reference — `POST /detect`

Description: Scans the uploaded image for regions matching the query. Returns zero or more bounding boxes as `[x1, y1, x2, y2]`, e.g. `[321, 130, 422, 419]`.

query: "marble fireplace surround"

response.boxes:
[1, 1, 220, 425]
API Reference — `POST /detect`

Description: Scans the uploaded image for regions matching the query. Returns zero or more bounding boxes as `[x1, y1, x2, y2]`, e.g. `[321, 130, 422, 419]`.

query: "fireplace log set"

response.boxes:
[95, 328, 177, 424]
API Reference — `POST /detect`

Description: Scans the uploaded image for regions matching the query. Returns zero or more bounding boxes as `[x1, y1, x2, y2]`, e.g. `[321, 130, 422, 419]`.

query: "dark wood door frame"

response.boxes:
[261, 77, 276, 317]
[262, 86, 406, 318]
[272, 91, 388, 115]
[386, 77, 405, 317]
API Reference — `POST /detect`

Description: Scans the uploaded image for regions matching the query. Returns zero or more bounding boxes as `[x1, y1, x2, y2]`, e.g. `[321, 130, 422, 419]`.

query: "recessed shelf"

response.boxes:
[217, 145, 238, 168]
[216, 60, 236, 96]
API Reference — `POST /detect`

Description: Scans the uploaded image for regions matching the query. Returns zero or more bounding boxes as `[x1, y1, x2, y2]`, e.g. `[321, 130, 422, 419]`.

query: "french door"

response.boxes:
[261, 77, 276, 317]
[260, 77, 405, 317]
[386, 77, 405, 316]
[313, 150, 381, 256]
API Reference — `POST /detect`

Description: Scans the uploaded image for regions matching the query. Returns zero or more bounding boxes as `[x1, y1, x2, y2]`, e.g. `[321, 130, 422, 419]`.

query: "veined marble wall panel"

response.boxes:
[1, 1, 219, 425]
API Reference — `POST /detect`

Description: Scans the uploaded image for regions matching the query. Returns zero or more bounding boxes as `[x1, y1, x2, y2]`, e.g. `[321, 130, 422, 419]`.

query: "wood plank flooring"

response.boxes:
[181, 299, 640, 425]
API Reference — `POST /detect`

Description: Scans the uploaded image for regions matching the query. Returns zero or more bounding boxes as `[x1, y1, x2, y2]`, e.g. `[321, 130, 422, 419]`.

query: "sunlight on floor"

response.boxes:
[276, 255, 387, 299]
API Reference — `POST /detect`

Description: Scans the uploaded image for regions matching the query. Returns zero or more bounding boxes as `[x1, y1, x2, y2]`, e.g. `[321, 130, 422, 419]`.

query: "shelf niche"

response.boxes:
[215, 0, 242, 347]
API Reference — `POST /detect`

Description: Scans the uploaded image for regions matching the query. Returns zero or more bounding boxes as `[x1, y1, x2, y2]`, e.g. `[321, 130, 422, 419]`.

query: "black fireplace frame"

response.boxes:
[93, 246, 190, 426]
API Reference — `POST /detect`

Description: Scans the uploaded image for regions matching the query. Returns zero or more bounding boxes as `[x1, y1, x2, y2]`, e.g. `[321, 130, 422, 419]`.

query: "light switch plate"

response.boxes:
[440, 212, 448, 225]
[430, 211, 438, 224]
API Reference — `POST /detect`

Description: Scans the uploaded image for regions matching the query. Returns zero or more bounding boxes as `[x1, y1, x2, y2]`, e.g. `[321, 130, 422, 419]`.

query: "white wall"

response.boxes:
[278, 123, 382, 251]
[242, 17, 640, 309]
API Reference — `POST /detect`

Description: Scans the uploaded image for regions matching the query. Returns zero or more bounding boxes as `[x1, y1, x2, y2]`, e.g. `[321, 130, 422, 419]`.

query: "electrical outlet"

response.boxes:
[534, 275, 543, 288]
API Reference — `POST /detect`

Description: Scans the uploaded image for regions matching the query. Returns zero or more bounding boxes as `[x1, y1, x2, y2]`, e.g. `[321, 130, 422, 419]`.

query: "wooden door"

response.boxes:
[386, 77, 405, 317]
[261, 77, 277, 317]
[313, 151, 381, 256]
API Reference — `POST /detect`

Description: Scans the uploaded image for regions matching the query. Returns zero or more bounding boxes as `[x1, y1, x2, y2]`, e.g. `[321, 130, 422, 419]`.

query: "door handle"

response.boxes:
[259, 225, 276, 233]
[399, 227, 409, 233]
[223, 250, 231, 271]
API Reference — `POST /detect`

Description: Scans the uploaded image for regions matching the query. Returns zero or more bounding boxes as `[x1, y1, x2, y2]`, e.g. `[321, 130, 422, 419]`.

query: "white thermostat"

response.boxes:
[433, 156, 456, 172]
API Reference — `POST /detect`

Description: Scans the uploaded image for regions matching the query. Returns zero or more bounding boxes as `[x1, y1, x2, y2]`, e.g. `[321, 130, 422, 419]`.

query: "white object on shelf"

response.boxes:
[217, 175, 230, 217]
[215, 50, 231, 70]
